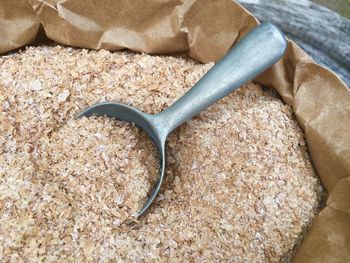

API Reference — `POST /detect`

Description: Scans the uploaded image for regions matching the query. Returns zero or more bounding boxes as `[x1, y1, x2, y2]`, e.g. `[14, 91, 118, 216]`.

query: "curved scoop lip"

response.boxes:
[76, 101, 166, 218]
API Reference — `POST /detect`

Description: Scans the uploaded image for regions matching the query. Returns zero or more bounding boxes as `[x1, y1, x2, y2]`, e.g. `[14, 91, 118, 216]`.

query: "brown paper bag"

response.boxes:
[0, 0, 39, 54]
[1, 0, 349, 261]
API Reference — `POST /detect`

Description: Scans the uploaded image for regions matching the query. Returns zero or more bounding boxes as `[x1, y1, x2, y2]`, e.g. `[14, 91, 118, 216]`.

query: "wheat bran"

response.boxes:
[0, 46, 325, 262]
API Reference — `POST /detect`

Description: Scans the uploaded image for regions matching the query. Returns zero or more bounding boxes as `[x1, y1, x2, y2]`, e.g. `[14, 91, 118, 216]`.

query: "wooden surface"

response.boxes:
[313, 0, 350, 18]
[238, 0, 350, 87]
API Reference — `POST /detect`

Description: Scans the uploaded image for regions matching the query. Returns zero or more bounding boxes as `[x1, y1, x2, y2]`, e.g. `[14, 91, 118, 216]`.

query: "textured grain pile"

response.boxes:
[0, 46, 325, 262]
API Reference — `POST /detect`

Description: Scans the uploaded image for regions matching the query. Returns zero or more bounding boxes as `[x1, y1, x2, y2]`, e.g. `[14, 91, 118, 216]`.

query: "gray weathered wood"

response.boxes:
[238, 0, 350, 86]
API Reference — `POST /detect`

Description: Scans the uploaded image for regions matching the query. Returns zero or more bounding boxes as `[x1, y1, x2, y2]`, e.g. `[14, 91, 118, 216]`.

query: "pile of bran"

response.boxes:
[0, 46, 325, 262]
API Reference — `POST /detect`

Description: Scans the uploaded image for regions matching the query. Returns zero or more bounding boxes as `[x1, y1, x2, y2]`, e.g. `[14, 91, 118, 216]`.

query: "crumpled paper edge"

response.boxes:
[0, 0, 40, 54]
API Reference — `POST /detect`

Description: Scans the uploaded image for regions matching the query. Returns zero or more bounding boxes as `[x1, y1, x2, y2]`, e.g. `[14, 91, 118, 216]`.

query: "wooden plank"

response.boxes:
[238, 0, 350, 86]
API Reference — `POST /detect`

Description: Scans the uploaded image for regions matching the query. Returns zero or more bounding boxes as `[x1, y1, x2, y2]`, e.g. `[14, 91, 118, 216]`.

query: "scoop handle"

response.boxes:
[156, 23, 287, 135]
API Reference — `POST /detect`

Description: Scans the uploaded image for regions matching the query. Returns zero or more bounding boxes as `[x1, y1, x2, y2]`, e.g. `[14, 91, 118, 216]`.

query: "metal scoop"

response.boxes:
[77, 23, 287, 217]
